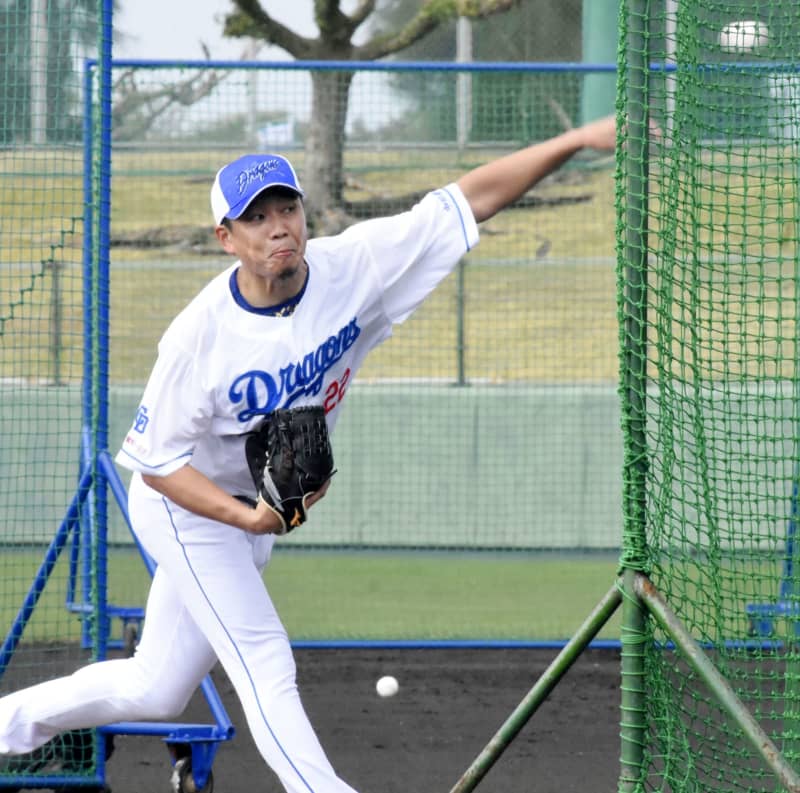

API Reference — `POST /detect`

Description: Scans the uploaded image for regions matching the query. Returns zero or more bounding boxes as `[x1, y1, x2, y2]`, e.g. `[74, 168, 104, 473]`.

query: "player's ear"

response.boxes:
[215, 223, 236, 254]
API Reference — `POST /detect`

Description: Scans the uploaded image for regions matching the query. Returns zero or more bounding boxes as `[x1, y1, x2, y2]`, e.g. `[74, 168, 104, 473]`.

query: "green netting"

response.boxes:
[2, 11, 628, 677]
[97, 61, 621, 553]
[0, 0, 107, 786]
[103, 62, 621, 643]
[2, 55, 623, 646]
[618, 1, 800, 790]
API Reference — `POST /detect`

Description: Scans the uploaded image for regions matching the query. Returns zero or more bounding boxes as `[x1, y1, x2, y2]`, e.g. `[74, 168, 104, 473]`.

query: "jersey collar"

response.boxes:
[229, 264, 309, 317]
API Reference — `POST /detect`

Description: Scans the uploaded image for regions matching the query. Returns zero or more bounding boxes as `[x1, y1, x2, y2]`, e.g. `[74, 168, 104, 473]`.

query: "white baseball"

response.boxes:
[719, 20, 768, 53]
[376, 675, 399, 698]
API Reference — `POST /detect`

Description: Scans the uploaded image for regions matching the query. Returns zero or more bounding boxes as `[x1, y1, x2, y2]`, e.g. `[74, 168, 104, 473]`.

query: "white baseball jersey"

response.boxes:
[115, 183, 479, 495]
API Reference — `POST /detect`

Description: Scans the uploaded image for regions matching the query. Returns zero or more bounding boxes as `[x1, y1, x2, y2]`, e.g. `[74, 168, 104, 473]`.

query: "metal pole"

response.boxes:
[91, 0, 114, 669]
[456, 17, 472, 151]
[635, 574, 800, 793]
[48, 260, 63, 386]
[449, 582, 623, 793]
[581, 0, 619, 123]
[0, 467, 93, 677]
[618, 568, 648, 791]
[79, 58, 95, 652]
[665, 0, 677, 140]
[456, 259, 466, 386]
[618, 0, 651, 788]
[30, 0, 48, 144]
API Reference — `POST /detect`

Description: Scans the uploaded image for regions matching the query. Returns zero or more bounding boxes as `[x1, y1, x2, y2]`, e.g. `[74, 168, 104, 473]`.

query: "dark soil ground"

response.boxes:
[102, 646, 621, 793]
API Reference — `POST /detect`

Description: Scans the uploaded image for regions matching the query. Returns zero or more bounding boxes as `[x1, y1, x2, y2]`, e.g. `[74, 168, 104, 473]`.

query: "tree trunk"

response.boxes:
[304, 70, 354, 227]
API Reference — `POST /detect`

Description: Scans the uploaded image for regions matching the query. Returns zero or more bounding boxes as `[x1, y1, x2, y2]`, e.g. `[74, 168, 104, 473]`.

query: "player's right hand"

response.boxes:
[247, 500, 286, 534]
[576, 114, 617, 152]
[247, 479, 331, 535]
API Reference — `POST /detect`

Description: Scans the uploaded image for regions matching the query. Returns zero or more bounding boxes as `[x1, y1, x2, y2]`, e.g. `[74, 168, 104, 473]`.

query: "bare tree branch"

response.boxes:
[225, 0, 315, 57]
[354, 0, 522, 61]
[111, 39, 263, 141]
[215, 0, 526, 231]
[546, 96, 574, 132]
[348, 0, 377, 30]
[227, 0, 523, 62]
[314, 0, 350, 38]
[111, 70, 225, 140]
[456, 0, 522, 17]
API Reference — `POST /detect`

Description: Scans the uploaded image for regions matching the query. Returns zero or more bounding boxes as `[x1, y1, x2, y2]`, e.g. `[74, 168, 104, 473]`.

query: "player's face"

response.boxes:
[216, 190, 308, 282]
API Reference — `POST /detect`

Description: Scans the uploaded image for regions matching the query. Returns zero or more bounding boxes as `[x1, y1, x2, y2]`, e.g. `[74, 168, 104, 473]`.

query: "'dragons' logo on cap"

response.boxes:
[236, 159, 283, 195]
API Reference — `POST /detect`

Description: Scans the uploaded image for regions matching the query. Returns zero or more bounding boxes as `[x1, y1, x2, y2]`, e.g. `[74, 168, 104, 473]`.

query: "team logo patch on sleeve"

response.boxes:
[133, 405, 150, 433]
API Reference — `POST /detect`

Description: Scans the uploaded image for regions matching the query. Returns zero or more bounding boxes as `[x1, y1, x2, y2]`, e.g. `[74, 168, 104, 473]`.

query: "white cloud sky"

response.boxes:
[114, 1, 318, 61]
[111, 2, 402, 137]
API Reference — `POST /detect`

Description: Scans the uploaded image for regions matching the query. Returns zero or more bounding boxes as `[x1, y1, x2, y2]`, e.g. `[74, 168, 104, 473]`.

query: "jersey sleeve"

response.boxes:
[115, 339, 212, 477]
[349, 183, 479, 324]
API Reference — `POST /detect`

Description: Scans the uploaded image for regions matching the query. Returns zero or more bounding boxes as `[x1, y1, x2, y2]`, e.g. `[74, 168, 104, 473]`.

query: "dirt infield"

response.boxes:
[103, 646, 621, 793]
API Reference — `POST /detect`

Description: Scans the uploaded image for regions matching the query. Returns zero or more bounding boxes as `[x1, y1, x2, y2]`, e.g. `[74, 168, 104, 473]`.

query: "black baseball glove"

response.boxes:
[244, 406, 335, 534]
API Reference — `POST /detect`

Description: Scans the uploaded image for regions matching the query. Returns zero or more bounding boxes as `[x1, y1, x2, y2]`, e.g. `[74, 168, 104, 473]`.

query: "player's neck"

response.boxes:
[236, 260, 307, 309]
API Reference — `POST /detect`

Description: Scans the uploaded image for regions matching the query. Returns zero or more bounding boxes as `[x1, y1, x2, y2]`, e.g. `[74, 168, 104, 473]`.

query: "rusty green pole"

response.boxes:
[635, 574, 800, 793]
[617, 0, 651, 789]
[448, 582, 622, 793]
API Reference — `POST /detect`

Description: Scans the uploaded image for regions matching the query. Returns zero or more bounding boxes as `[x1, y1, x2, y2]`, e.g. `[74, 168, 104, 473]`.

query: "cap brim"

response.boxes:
[226, 182, 304, 221]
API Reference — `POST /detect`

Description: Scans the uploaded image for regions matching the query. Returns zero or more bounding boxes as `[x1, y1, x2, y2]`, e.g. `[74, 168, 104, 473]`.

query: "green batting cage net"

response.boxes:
[618, 0, 800, 791]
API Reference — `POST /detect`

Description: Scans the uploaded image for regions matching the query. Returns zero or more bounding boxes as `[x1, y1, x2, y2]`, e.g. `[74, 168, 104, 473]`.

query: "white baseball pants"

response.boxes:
[0, 474, 358, 793]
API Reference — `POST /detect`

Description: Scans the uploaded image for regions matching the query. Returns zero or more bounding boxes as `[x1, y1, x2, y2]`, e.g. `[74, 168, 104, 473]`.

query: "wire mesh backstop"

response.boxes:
[100, 58, 620, 552]
[1, 56, 622, 650]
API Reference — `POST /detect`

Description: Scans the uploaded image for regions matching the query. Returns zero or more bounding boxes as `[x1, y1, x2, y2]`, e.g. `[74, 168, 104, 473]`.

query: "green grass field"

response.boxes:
[1, 547, 624, 644]
[3, 545, 790, 645]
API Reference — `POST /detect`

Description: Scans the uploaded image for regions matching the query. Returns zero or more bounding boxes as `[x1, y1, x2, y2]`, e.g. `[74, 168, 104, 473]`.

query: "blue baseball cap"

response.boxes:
[210, 153, 304, 225]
